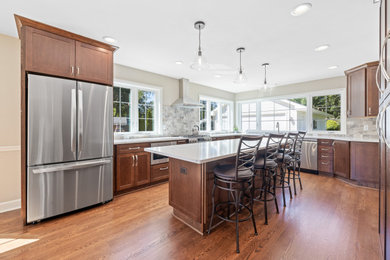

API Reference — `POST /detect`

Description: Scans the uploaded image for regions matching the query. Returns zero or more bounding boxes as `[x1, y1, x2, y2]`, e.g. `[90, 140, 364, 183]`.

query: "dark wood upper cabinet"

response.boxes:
[25, 27, 75, 78]
[333, 140, 350, 179]
[75, 41, 113, 85]
[16, 15, 117, 86]
[350, 142, 379, 186]
[345, 61, 379, 118]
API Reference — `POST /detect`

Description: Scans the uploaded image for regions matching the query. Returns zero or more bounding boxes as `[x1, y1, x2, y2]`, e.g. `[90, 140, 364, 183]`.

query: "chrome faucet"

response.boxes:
[276, 122, 280, 134]
[192, 125, 200, 136]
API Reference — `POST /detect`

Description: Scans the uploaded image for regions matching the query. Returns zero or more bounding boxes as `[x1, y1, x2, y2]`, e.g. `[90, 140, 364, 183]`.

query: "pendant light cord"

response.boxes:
[198, 27, 202, 55]
[264, 65, 267, 84]
[239, 50, 242, 73]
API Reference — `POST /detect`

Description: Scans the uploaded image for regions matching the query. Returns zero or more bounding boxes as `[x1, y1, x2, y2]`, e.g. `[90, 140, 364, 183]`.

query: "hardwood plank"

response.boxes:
[0, 173, 380, 259]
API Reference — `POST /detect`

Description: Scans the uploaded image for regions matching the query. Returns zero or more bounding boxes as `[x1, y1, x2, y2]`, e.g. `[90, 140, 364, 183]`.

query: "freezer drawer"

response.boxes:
[27, 74, 77, 166]
[77, 82, 113, 160]
[27, 158, 113, 223]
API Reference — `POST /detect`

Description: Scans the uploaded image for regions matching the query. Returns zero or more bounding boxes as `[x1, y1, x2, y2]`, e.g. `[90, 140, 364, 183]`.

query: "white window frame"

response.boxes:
[114, 79, 162, 135]
[236, 88, 346, 134]
[199, 95, 234, 133]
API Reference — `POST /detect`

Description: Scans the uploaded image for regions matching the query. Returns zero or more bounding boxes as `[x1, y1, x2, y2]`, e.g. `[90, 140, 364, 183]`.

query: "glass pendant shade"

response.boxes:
[190, 51, 209, 71]
[234, 70, 247, 84]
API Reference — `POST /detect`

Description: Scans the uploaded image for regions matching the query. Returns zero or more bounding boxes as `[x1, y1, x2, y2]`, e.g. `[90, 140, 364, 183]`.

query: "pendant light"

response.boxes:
[234, 47, 247, 84]
[262, 63, 270, 89]
[190, 21, 209, 71]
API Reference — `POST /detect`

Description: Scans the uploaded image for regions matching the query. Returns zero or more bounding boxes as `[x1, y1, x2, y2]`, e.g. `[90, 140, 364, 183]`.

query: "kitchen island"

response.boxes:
[145, 139, 266, 235]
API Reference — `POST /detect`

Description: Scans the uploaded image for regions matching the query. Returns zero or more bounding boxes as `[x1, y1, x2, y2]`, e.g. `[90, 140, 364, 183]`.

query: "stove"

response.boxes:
[182, 135, 212, 143]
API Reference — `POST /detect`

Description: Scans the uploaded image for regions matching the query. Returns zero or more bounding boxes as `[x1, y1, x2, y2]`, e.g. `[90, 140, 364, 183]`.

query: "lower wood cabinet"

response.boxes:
[350, 142, 379, 185]
[333, 140, 350, 179]
[317, 139, 334, 173]
[134, 152, 151, 186]
[115, 143, 151, 193]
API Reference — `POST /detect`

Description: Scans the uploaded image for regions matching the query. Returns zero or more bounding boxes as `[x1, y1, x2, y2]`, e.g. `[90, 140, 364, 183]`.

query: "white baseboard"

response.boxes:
[0, 199, 21, 213]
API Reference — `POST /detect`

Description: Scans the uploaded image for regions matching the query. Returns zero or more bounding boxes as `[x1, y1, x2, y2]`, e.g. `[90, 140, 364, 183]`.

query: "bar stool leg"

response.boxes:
[263, 171, 268, 225]
[280, 166, 286, 207]
[250, 176, 258, 235]
[235, 190, 240, 253]
[273, 171, 279, 214]
[287, 166, 293, 199]
[293, 162, 297, 195]
[298, 161, 303, 190]
[208, 180, 216, 235]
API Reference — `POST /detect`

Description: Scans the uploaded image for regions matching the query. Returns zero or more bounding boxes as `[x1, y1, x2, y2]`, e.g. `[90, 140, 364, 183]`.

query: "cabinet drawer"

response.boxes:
[318, 145, 334, 155]
[318, 139, 333, 146]
[318, 159, 333, 173]
[177, 140, 187, 145]
[117, 143, 150, 153]
[151, 163, 169, 182]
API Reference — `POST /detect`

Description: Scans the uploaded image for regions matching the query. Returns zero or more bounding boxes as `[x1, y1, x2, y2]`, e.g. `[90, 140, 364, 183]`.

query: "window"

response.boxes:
[259, 98, 307, 132]
[113, 82, 160, 133]
[199, 97, 233, 132]
[312, 94, 341, 131]
[138, 90, 155, 132]
[240, 103, 257, 132]
[237, 89, 345, 133]
[113, 87, 131, 132]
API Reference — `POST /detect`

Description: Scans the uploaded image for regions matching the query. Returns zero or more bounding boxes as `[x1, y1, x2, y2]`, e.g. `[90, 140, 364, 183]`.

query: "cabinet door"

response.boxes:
[366, 65, 379, 117]
[75, 41, 113, 85]
[350, 142, 379, 185]
[333, 141, 350, 179]
[347, 69, 366, 118]
[134, 152, 151, 186]
[25, 27, 75, 78]
[116, 153, 135, 191]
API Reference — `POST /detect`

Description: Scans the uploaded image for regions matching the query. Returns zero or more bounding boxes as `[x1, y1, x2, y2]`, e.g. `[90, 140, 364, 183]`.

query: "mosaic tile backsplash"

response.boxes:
[162, 106, 199, 136]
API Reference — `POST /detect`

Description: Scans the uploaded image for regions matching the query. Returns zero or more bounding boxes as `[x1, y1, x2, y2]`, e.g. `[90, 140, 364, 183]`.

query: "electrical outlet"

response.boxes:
[363, 125, 369, 131]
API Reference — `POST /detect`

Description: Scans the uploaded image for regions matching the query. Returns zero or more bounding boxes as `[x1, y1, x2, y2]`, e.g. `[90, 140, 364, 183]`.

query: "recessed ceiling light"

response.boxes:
[214, 74, 222, 78]
[314, 44, 330, 52]
[328, 65, 338, 70]
[291, 3, 312, 16]
[102, 36, 117, 43]
[175, 61, 183, 65]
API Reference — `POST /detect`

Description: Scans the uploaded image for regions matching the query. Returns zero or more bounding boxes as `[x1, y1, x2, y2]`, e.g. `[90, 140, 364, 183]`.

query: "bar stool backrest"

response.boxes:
[235, 135, 264, 180]
[283, 132, 299, 159]
[258, 134, 285, 170]
[295, 131, 307, 158]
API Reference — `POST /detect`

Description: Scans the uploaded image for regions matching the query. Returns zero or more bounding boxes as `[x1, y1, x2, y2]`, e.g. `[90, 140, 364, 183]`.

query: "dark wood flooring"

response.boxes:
[0, 173, 381, 259]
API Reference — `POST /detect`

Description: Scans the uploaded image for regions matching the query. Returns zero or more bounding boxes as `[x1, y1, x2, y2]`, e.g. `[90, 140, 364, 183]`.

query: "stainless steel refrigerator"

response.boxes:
[26, 74, 113, 223]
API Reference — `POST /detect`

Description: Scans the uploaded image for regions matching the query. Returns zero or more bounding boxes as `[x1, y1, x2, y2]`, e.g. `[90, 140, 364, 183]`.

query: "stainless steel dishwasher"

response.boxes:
[300, 139, 318, 174]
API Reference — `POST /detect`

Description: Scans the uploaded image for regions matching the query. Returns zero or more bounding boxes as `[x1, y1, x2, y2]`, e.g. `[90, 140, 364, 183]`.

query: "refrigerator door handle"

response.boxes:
[32, 159, 112, 174]
[78, 88, 84, 157]
[71, 89, 77, 154]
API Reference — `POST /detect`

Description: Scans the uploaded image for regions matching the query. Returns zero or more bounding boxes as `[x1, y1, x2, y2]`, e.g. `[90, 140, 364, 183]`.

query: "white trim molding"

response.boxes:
[0, 146, 20, 152]
[0, 199, 21, 213]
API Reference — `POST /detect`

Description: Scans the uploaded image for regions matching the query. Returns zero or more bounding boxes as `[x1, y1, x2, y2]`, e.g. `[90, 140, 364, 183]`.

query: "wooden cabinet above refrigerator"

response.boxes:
[15, 15, 117, 86]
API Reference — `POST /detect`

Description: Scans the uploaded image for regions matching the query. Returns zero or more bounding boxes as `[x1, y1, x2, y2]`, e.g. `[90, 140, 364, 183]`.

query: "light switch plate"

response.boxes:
[363, 125, 369, 131]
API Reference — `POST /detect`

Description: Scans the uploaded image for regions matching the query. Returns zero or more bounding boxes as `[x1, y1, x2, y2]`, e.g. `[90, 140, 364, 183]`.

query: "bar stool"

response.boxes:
[208, 135, 263, 253]
[253, 134, 284, 225]
[293, 131, 306, 192]
[276, 133, 298, 207]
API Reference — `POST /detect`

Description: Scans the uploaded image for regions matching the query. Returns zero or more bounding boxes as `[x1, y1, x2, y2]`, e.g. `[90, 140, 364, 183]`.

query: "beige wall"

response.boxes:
[114, 64, 235, 105]
[0, 34, 21, 204]
[235, 76, 346, 101]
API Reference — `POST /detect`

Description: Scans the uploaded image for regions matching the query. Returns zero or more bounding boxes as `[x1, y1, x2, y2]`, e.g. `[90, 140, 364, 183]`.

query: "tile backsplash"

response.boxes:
[346, 117, 378, 139]
[162, 105, 199, 136]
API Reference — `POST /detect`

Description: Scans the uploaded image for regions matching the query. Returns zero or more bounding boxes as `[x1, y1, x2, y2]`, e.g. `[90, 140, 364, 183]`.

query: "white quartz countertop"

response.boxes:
[114, 136, 188, 145]
[145, 139, 266, 164]
[305, 135, 379, 143]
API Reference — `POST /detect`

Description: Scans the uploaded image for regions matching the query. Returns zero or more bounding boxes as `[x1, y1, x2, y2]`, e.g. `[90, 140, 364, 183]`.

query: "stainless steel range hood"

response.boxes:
[171, 78, 203, 108]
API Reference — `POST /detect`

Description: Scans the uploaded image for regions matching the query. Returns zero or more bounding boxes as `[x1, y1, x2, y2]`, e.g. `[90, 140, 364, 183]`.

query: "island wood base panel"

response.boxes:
[168, 157, 237, 235]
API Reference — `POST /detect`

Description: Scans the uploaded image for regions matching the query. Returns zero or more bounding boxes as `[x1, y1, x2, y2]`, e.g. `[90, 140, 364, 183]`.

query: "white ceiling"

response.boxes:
[0, 0, 379, 93]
